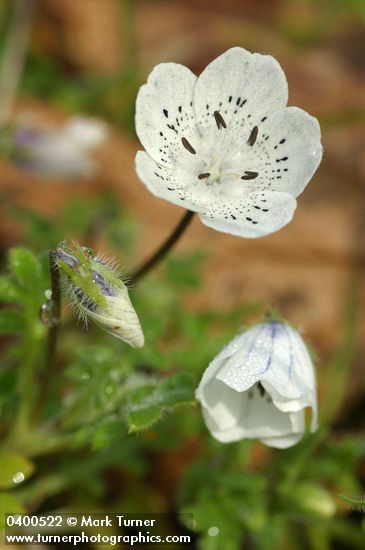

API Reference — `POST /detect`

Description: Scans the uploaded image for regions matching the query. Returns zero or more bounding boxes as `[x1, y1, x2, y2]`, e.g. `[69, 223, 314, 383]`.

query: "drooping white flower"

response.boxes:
[196, 321, 317, 448]
[53, 241, 144, 348]
[13, 115, 108, 177]
[135, 47, 322, 238]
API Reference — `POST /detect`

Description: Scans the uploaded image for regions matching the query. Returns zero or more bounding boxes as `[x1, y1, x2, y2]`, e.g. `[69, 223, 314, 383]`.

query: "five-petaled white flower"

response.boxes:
[135, 47, 322, 238]
[13, 115, 108, 177]
[196, 321, 318, 448]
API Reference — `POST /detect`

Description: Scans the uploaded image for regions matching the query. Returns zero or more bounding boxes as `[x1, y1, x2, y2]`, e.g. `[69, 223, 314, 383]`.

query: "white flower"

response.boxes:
[196, 321, 318, 448]
[53, 242, 144, 348]
[13, 115, 108, 177]
[135, 47, 322, 238]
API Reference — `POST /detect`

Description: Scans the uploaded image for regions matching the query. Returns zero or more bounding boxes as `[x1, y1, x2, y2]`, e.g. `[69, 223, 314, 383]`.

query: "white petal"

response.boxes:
[215, 322, 317, 431]
[259, 325, 317, 425]
[195, 330, 261, 406]
[214, 324, 277, 392]
[135, 151, 198, 209]
[135, 63, 198, 167]
[259, 430, 304, 449]
[199, 191, 297, 238]
[199, 379, 299, 443]
[230, 107, 322, 198]
[193, 47, 288, 147]
[217, 323, 315, 399]
[200, 379, 246, 432]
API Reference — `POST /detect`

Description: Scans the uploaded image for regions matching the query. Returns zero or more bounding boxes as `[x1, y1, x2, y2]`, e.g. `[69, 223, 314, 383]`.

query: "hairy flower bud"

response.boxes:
[52, 241, 144, 348]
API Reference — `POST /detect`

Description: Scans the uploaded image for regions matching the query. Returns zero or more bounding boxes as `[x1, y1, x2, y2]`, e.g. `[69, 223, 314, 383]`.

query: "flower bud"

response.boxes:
[53, 241, 144, 348]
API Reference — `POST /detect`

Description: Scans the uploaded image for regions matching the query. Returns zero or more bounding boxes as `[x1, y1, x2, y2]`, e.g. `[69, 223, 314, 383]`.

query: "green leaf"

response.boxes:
[9, 248, 40, 287]
[0, 276, 21, 303]
[339, 493, 365, 507]
[128, 405, 162, 432]
[185, 495, 242, 549]
[0, 453, 35, 489]
[0, 494, 25, 528]
[0, 308, 24, 335]
[127, 373, 196, 433]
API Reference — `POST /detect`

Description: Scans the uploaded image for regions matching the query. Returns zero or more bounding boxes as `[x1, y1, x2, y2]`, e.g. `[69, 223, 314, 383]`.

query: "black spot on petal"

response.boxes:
[241, 171, 258, 180]
[214, 111, 227, 129]
[181, 137, 196, 155]
[247, 126, 258, 146]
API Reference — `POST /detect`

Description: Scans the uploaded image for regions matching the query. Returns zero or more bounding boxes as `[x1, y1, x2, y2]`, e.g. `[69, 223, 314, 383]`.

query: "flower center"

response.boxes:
[181, 112, 260, 185]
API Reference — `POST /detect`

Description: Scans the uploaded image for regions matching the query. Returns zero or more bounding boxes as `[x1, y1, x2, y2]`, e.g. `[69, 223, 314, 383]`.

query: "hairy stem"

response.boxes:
[129, 210, 195, 284]
[0, 0, 35, 126]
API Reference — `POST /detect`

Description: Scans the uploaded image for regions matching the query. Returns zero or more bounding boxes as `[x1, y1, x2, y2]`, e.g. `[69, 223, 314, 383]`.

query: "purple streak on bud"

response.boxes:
[91, 270, 118, 298]
[51, 249, 80, 269]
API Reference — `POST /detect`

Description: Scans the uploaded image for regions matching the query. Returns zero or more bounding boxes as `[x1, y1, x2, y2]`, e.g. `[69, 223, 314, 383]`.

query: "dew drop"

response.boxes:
[208, 527, 219, 537]
[13, 472, 25, 484]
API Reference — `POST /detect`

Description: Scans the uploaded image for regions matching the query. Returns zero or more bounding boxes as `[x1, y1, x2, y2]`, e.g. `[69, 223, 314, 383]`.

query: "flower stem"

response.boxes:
[45, 252, 62, 367]
[129, 210, 195, 284]
[0, 0, 34, 127]
[34, 252, 62, 420]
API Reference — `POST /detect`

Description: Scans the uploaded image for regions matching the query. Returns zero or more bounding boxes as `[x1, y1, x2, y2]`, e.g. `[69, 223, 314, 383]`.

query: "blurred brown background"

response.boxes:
[0, 0, 364, 398]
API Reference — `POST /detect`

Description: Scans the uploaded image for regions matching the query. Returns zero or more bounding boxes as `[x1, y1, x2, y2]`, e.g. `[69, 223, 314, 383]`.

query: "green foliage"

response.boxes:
[0, 494, 25, 529]
[10, 194, 138, 259]
[0, 453, 34, 488]
[21, 52, 141, 133]
[0, 1, 363, 545]
[127, 373, 196, 432]
[0, 196, 363, 548]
